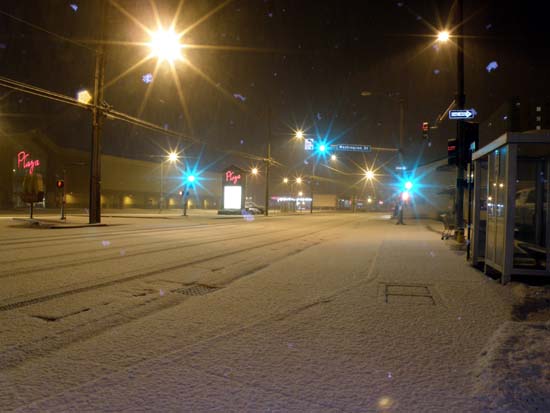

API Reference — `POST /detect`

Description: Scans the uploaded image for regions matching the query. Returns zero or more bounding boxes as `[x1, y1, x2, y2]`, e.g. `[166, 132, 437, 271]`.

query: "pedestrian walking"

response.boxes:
[395, 198, 404, 225]
[396, 192, 409, 225]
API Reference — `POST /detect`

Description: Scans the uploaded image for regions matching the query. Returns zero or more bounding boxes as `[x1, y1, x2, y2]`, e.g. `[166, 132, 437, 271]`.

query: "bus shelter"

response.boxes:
[471, 131, 550, 283]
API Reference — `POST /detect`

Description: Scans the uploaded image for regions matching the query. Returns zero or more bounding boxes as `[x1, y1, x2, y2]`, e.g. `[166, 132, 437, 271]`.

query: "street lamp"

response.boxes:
[296, 177, 302, 184]
[365, 170, 375, 181]
[148, 28, 185, 63]
[295, 130, 304, 140]
[251, 167, 259, 175]
[437, 30, 450, 43]
[77, 89, 92, 104]
[283, 177, 289, 184]
[330, 154, 337, 161]
[159, 151, 179, 212]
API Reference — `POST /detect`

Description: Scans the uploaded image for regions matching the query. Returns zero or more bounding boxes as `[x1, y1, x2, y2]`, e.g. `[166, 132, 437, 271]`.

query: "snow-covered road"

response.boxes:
[0, 213, 544, 411]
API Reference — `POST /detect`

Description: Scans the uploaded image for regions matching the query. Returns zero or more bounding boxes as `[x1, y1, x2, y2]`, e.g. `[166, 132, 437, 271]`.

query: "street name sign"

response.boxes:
[449, 109, 477, 120]
[330, 144, 371, 153]
[304, 138, 314, 151]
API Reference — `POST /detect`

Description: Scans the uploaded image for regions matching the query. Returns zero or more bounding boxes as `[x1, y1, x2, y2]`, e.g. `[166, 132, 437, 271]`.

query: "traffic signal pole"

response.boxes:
[455, 0, 466, 240]
[61, 169, 66, 220]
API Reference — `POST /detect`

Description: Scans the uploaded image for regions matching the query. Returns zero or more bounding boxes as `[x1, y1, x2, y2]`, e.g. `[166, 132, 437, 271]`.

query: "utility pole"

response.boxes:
[455, 0, 466, 240]
[159, 160, 164, 212]
[264, 142, 271, 216]
[398, 98, 405, 151]
[89, 0, 106, 224]
[264, 103, 271, 217]
[309, 162, 316, 214]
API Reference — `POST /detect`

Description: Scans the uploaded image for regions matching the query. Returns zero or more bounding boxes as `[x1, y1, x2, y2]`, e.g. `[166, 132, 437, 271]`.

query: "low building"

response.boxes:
[0, 132, 222, 210]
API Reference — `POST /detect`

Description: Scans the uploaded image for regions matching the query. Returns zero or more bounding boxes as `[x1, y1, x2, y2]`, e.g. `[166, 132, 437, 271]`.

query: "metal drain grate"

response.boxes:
[383, 283, 435, 305]
[173, 284, 219, 296]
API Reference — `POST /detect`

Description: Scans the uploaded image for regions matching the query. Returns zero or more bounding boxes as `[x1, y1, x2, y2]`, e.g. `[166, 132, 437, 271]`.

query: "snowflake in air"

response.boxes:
[486, 61, 498, 73]
[142, 73, 153, 84]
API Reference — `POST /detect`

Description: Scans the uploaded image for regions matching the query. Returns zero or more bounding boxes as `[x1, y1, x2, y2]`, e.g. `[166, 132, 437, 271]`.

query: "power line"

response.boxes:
[0, 9, 96, 52]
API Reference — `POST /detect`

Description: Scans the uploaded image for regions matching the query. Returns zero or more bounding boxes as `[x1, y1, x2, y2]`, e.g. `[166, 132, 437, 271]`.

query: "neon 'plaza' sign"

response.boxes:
[225, 170, 241, 185]
[17, 151, 40, 175]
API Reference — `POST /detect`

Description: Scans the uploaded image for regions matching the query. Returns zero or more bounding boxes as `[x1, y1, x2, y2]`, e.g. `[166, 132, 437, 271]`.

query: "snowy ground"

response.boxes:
[0, 212, 547, 412]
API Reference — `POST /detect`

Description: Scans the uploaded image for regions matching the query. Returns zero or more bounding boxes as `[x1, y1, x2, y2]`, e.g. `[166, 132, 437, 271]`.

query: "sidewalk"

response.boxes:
[4, 218, 548, 412]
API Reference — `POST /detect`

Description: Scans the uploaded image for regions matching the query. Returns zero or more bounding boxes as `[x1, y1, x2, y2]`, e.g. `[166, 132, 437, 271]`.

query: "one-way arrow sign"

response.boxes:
[449, 109, 477, 120]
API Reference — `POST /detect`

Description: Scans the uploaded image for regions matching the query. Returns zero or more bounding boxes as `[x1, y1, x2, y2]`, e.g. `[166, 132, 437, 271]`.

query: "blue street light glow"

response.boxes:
[405, 181, 413, 191]
[314, 139, 331, 157]
[186, 175, 196, 183]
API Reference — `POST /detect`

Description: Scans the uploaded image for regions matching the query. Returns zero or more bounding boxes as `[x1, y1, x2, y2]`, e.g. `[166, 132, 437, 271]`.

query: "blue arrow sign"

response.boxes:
[449, 109, 477, 120]
[330, 144, 371, 153]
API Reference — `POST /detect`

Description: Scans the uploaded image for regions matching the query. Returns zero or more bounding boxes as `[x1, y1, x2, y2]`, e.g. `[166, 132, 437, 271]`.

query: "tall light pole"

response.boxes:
[438, 0, 465, 238]
[89, 0, 107, 224]
[455, 0, 466, 240]
[87, 18, 186, 224]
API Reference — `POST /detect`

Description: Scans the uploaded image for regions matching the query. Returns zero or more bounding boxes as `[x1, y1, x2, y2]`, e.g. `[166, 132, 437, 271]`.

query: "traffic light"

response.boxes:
[422, 122, 429, 139]
[448, 138, 458, 166]
[56, 180, 64, 189]
[462, 121, 479, 165]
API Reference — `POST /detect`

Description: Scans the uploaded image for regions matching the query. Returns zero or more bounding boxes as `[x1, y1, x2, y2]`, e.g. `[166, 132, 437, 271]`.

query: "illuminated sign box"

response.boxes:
[219, 165, 245, 214]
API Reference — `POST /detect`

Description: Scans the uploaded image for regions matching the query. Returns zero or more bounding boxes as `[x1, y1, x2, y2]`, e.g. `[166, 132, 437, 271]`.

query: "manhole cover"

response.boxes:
[382, 283, 435, 305]
[173, 284, 219, 296]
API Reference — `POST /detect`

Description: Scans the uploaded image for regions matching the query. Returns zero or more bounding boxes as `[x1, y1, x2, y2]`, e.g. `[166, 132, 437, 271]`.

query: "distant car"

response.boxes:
[245, 202, 264, 215]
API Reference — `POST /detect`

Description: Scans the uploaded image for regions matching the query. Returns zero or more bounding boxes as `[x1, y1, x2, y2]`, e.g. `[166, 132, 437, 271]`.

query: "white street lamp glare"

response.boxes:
[168, 152, 179, 162]
[365, 170, 375, 180]
[149, 29, 184, 63]
[295, 130, 304, 139]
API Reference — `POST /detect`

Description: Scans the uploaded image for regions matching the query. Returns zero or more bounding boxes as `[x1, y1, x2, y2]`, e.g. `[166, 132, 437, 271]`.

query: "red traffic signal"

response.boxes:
[422, 122, 429, 139]
[56, 180, 64, 189]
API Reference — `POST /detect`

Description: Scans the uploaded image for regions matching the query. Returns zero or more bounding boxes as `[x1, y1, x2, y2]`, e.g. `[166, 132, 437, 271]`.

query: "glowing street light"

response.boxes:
[296, 177, 302, 184]
[168, 151, 179, 162]
[77, 89, 92, 104]
[330, 154, 337, 161]
[251, 167, 259, 175]
[295, 130, 304, 140]
[158, 152, 179, 213]
[298, 191, 303, 197]
[405, 180, 413, 191]
[186, 174, 196, 183]
[365, 170, 375, 180]
[283, 177, 289, 184]
[318, 144, 326, 153]
[148, 28, 185, 63]
[437, 30, 450, 43]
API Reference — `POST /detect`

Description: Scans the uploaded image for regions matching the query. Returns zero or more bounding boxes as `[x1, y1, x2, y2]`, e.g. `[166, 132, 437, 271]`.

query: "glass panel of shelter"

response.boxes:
[513, 143, 549, 270]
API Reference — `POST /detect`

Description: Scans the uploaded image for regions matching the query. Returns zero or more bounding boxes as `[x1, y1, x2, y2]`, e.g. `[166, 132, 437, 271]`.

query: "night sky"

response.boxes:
[1, 0, 550, 176]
